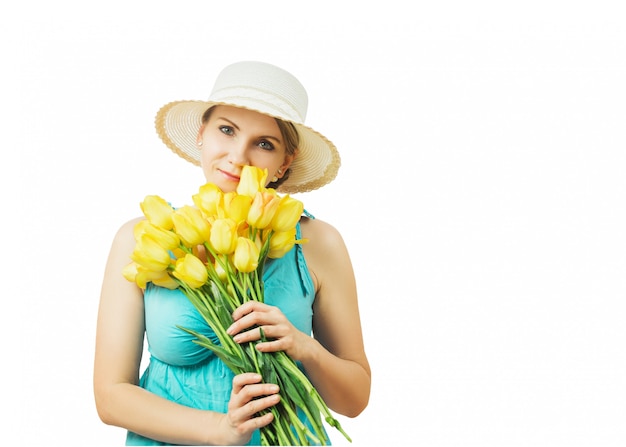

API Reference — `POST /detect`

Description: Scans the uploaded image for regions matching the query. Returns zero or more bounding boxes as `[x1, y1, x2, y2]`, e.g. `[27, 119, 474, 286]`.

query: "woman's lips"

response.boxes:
[218, 169, 241, 182]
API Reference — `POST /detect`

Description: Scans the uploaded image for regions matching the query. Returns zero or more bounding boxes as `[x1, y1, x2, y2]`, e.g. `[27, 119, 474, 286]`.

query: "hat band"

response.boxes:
[210, 86, 305, 123]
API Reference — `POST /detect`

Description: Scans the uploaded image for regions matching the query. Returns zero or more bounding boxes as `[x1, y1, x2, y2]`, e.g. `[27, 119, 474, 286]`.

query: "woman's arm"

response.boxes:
[299, 217, 371, 417]
[228, 217, 372, 418]
[93, 218, 279, 445]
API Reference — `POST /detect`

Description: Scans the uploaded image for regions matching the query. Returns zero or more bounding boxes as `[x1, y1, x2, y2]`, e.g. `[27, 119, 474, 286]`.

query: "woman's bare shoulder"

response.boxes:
[299, 216, 344, 247]
[110, 216, 145, 251]
[299, 216, 351, 280]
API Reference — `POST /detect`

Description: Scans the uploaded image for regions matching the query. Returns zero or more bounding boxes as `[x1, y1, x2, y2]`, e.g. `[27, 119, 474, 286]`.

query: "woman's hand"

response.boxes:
[222, 373, 281, 445]
[226, 301, 310, 360]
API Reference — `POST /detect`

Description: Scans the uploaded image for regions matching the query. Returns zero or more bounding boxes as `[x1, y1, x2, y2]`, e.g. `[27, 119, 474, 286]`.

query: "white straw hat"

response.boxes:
[155, 61, 340, 194]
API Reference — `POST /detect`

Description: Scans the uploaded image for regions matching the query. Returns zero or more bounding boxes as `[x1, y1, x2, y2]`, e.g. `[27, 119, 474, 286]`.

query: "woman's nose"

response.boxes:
[228, 140, 250, 166]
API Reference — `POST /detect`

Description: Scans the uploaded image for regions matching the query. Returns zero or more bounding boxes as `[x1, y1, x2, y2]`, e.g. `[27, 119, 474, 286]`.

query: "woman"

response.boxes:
[94, 61, 371, 445]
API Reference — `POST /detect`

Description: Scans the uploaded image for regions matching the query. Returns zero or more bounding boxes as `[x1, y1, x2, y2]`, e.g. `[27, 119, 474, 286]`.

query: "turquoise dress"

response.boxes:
[126, 219, 328, 445]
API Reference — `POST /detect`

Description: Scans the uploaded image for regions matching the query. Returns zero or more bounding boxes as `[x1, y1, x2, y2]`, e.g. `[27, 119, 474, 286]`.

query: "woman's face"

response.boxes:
[197, 105, 294, 192]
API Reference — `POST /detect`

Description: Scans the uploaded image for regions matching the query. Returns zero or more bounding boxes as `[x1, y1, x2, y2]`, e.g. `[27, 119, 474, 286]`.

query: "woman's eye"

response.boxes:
[258, 140, 275, 151]
[219, 126, 234, 136]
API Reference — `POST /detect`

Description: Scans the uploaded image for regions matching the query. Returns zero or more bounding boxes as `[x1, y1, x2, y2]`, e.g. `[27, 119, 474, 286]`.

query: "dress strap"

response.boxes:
[295, 217, 315, 299]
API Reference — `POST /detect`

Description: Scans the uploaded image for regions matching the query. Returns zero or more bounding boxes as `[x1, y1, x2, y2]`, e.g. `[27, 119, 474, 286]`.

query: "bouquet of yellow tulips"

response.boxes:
[122, 165, 350, 446]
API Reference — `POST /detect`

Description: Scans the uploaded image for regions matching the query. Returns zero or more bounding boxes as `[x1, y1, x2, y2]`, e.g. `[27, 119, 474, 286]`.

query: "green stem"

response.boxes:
[172, 235, 351, 445]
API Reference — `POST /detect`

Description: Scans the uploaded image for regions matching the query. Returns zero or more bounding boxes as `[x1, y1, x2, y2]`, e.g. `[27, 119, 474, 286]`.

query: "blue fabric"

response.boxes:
[126, 220, 327, 445]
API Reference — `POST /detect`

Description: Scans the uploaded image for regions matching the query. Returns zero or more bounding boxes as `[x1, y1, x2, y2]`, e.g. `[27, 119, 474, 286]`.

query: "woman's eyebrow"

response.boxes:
[216, 116, 282, 144]
[216, 116, 240, 130]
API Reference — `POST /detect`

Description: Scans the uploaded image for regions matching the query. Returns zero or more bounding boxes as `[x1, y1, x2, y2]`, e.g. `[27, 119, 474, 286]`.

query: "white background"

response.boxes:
[8, 0, 626, 445]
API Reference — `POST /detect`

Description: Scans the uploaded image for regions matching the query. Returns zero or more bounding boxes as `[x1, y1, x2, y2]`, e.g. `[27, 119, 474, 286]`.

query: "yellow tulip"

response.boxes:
[122, 261, 140, 284]
[213, 258, 228, 282]
[171, 206, 212, 247]
[248, 190, 281, 229]
[133, 219, 150, 239]
[130, 233, 172, 272]
[141, 222, 180, 251]
[171, 247, 186, 260]
[150, 271, 179, 290]
[233, 237, 260, 273]
[172, 254, 208, 289]
[134, 219, 179, 251]
[237, 165, 268, 197]
[193, 183, 223, 218]
[140, 195, 174, 230]
[223, 192, 253, 224]
[270, 195, 304, 232]
[123, 262, 155, 289]
[125, 263, 178, 290]
[268, 228, 297, 259]
[210, 218, 238, 254]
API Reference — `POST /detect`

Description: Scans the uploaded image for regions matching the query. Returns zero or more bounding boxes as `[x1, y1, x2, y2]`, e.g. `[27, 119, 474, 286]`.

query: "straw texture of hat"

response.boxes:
[155, 61, 340, 194]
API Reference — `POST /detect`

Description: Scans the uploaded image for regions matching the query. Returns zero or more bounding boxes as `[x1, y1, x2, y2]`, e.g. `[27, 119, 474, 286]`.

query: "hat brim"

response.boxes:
[155, 100, 340, 194]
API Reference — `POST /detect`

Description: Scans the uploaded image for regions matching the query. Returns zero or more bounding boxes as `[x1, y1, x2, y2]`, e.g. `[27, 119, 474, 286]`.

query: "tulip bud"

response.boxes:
[172, 254, 208, 289]
[213, 258, 228, 282]
[237, 165, 268, 197]
[128, 264, 178, 290]
[142, 222, 180, 251]
[248, 190, 281, 229]
[133, 219, 150, 240]
[172, 206, 212, 247]
[223, 192, 253, 224]
[140, 195, 174, 230]
[130, 233, 172, 272]
[171, 247, 186, 260]
[193, 183, 223, 218]
[210, 218, 238, 255]
[233, 237, 260, 273]
[150, 271, 179, 290]
[122, 262, 140, 284]
[270, 195, 304, 232]
[268, 228, 297, 259]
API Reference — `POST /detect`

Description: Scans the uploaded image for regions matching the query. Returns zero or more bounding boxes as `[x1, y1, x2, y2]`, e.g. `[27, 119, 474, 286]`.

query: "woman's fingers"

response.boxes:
[231, 372, 263, 392]
[228, 374, 281, 434]
[227, 302, 272, 335]
[223, 374, 281, 444]
[227, 303, 306, 358]
[227, 302, 290, 338]
[231, 373, 279, 398]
